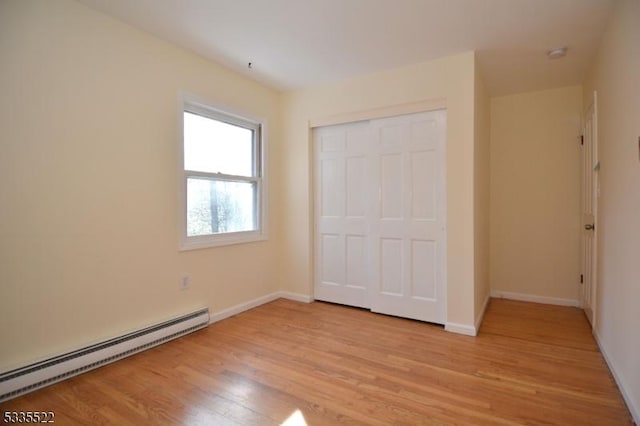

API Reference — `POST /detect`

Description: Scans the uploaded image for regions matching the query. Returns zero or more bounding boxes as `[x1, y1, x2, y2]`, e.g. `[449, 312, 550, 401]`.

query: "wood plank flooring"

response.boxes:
[0, 298, 633, 425]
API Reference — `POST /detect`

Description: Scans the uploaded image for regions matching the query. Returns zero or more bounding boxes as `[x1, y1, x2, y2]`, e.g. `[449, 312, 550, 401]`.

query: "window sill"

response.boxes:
[179, 231, 268, 251]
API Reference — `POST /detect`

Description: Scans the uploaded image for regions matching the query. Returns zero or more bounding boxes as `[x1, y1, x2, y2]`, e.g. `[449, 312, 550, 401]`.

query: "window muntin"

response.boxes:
[180, 99, 265, 249]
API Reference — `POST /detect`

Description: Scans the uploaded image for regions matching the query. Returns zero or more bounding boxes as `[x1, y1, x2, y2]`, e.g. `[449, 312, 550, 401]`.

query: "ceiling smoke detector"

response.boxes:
[547, 47, 568, 59]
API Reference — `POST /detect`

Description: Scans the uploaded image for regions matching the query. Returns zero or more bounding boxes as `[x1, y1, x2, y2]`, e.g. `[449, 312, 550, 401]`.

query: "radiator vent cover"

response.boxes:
[0, 308, 210, 402]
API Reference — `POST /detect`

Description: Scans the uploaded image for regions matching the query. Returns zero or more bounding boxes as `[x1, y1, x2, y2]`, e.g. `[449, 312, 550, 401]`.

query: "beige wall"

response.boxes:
[490, 86, 582, 302]
[281, 52, 478, 329]
[584, 0, 640, 420]
[0, 0, 282, 370]
[473, 62, 491, 325]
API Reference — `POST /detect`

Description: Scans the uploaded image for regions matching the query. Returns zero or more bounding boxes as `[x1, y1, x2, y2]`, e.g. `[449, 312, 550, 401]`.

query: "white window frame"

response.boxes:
[178, 93, 267, 250]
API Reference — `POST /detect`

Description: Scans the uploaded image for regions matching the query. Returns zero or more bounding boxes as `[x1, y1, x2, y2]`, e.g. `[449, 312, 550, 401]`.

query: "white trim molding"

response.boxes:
[278, 292, 314, 303]
[490, 290, 580, 307]
[209, 291, 312, 324]
[445, 322, 477, 337]
[593, 332, 639, 424]
[309, 98, 447, 128]
[475, 294, 491, 333]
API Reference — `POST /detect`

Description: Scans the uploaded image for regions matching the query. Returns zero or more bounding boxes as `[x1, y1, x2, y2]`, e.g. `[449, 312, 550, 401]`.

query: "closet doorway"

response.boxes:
[313, 110, 447, 324]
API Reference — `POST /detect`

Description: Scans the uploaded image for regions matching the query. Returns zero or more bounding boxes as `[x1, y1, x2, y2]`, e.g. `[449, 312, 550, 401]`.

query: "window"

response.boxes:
[180, 96, 266, 250]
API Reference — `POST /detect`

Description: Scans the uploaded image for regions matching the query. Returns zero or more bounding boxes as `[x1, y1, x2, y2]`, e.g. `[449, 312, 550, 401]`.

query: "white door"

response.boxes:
[314, 110, 447, 324]
[314, 121, 371, 308]
[368, 111, 447, 323]
[581, 94, 598, 326]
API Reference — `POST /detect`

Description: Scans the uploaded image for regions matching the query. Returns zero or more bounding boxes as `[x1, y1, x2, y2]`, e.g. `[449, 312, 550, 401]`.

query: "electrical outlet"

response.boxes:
[181, 274, 190, 290]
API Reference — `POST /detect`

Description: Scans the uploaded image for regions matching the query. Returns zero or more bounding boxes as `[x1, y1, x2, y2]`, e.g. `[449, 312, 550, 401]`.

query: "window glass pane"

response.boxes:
[187, 178, 256, 236]
[184, 112, 254, 176]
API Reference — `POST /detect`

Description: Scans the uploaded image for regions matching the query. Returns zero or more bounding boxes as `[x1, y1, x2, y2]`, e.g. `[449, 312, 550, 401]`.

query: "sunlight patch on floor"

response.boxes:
[280, 409, 307, 426]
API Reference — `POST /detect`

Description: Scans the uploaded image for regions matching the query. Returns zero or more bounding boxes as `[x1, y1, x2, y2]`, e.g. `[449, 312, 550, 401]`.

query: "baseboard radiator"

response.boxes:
[0, 308, 210, 402]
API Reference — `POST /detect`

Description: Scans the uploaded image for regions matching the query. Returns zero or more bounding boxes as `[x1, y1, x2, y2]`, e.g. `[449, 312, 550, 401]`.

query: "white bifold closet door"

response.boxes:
[314, 110, 447, 324]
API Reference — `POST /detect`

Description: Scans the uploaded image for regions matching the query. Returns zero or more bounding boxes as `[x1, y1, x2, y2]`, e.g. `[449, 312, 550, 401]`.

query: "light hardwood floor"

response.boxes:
[0, 298, 633, 425]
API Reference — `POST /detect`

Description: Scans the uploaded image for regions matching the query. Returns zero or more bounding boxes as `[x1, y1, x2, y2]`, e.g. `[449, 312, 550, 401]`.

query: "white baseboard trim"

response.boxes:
[210, 291, 313, 324]
[475, 294, 491, 333]
[445, 322, 477, 336]
[210, 293, 279, 324]
[593, 331, 639, 425]
[490, 290, 579, 307]
[277, 291, 314, 303]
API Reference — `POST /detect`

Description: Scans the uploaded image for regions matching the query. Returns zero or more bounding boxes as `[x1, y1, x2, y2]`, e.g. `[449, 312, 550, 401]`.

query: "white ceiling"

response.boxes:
[77, 0, 615, 96]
